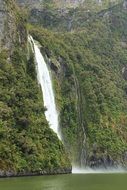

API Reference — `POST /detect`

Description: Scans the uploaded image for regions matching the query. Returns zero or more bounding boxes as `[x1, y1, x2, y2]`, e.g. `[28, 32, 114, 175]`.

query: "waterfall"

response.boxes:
[28, 36, 60, 139]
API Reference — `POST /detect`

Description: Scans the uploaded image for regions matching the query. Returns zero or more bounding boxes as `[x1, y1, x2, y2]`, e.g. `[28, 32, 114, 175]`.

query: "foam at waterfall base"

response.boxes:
[72, 167, 127, 174]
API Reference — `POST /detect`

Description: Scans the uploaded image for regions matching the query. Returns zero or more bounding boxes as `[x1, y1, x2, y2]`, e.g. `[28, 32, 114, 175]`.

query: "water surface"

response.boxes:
[0, 173, 127, 190]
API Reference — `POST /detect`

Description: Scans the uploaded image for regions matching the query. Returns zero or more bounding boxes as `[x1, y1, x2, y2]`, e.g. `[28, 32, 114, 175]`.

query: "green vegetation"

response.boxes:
[42, 0, 122, 9]
[0, 0, 71, 175]
[0, 47, 70, 173]
[1, 0, 127, 172]
[29, 2, 127, 165]
[29, 0, 123, 32]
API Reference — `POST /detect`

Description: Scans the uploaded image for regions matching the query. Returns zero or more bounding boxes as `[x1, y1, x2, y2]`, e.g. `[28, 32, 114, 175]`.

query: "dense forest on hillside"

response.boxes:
[1, 0, 127, 176]
[29, 2, 127, 166]
[0, 0, 71, 176]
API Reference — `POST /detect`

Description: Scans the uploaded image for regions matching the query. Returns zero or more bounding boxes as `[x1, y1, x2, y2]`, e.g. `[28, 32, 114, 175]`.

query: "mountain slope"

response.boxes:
[0, 0, 71, 176]
[29, 2, 127, 167]
[1, 0, 127, 173]
[18, 0, 124, 32]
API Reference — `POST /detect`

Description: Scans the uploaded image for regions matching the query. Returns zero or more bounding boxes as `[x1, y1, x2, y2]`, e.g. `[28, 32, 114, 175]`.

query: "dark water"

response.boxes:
[0, 173, 127, 190]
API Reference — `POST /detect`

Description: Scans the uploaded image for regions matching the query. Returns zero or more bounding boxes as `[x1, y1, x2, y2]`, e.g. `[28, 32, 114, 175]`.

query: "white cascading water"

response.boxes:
[28, 36, 127, 174]
[28, 36, 60, 139]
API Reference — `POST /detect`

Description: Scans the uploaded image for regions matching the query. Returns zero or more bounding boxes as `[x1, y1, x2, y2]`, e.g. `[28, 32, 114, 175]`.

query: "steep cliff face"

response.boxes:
[29, 1, 127, 168]
[17, 0, 121, 9]
[16, 0, 41, 9]
[17, 0, 85, 8]
[0, 0, 6, 48]
[0, 0, 27, 51]
[1, 0, 127, 172]
[0, 0, 71, 177]
[16, 0, 123, 32]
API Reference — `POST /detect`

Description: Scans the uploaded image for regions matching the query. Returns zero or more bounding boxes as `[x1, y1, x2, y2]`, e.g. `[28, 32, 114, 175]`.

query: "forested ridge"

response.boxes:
[29, 1, 127, 166]
[0, 0, 71, 176]
[0, 0, 127, 176]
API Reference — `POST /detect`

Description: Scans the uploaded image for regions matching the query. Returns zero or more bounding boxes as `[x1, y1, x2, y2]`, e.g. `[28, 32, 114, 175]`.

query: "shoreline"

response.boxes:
[0, 168, 72, 178]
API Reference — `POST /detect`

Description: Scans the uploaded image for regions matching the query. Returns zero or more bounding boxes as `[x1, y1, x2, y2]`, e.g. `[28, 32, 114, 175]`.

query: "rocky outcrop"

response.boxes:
[16, 0, 42, 9]
[17, 0, 122, 9]
[0, 167, 72, 178]
[123, 0, 127, 9]
[0, 0, 27, 52]
[0, 0, 7, 48]
[17, 0, 85, 9]
[88, 152, 115, 168]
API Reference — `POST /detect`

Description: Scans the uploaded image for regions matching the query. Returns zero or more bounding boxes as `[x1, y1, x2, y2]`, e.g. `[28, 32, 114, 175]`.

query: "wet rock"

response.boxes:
[123, 0, 127, 9]
[0, 0, 27, 52]
[89, 152, 115, 169]
[122, 66, 127, 80]
[0, 0, 7, 48]
[0, 167, 72, 178]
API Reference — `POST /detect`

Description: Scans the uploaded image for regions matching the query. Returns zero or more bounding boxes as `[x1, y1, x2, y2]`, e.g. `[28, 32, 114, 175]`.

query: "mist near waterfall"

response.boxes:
[72, 167, 127, 174]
